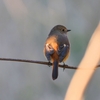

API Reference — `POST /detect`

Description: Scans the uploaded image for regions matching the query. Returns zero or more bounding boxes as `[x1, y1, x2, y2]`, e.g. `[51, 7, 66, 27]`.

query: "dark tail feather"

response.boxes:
[52, 60, 58, 80]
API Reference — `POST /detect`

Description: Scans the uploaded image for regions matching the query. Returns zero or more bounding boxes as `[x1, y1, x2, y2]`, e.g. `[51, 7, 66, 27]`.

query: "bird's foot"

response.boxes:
[48, 61, 52, 67]
[63, 62, 66, 71]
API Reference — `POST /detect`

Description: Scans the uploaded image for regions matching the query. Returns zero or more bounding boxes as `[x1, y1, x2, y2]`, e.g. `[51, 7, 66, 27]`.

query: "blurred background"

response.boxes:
[0, 0, 100, 100]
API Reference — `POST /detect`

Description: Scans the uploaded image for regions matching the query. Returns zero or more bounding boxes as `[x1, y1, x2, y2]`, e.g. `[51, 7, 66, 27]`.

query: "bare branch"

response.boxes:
[0, 58, 99, 70]
[0, 58, 77, 69]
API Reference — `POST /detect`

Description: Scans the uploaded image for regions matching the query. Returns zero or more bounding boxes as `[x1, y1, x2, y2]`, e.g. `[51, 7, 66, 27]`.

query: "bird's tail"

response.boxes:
[52, 60, 58, 80]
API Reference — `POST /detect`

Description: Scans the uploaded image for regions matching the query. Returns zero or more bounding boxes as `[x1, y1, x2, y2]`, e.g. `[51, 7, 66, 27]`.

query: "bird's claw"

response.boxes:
[63, 62, 66, 71]
[48, 61, 52, 67]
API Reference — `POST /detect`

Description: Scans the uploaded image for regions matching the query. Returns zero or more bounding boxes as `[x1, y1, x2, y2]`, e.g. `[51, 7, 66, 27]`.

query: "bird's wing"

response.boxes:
[58, 44, 70, 62]
[44, 43, 54, 61]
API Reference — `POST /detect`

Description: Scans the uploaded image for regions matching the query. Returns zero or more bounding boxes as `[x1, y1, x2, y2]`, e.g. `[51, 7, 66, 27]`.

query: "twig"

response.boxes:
[0, 58, 76, 69]
[0, 58, 99, 69]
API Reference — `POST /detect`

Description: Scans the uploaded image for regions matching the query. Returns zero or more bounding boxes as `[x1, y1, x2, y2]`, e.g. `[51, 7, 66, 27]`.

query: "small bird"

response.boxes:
[44, 25, 71, 80]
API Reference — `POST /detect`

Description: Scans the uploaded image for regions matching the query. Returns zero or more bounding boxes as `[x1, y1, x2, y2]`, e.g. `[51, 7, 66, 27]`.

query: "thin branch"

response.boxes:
[0, 58, 77, 69]
[0, 58, 99, 69]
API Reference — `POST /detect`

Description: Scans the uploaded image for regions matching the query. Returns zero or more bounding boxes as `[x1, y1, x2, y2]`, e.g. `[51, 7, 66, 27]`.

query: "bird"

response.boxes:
[43, 25, 71, 80]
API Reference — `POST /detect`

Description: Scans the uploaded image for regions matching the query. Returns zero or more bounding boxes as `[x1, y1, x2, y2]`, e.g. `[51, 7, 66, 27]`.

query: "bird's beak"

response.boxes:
[67, 30, 71, 32]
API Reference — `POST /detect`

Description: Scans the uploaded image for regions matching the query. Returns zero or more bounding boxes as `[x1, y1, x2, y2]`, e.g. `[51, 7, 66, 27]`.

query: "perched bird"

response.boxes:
[44, 25, 71, 80]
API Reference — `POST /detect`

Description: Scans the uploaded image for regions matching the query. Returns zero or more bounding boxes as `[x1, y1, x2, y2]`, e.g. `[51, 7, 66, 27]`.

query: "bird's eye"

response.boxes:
[62, 29, 65, 32]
